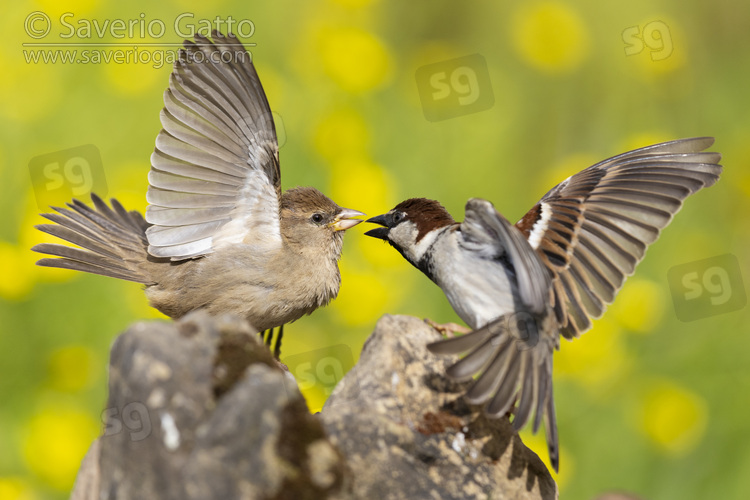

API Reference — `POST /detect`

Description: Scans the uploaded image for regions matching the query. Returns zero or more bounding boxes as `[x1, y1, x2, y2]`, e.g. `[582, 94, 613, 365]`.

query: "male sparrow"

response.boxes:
[365, 137, 722, 470]
[33, 31, 364, 356]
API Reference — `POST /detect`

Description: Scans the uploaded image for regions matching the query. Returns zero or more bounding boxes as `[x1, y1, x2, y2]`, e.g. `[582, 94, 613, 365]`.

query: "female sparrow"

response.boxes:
[33, 31, 364, 356]
[365, 137, 722, 470]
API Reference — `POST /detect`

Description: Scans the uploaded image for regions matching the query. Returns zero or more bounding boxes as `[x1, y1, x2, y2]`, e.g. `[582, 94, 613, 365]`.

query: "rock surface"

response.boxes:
[320, 314, 557, 500]
[71, 313, 556, 500]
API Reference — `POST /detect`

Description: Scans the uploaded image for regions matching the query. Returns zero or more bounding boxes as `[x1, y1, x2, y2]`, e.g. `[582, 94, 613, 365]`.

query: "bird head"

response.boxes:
[365, 198, 455, 266]
[280, 187, 365, 259]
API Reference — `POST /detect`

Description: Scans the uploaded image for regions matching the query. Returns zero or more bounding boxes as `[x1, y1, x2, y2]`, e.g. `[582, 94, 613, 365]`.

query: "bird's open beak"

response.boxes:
[364, 214, 390, 240]
[330, 208, 366, 232]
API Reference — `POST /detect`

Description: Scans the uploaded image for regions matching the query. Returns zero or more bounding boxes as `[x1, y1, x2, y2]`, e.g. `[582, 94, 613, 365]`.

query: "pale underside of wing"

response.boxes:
[145, 31, 282, 260]
[516, 137, 722, 338]
[460, 198, 552, 315]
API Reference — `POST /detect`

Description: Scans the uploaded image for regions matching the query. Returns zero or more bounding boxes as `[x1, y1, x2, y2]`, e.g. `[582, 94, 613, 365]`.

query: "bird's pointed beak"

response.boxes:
[364, 214, 390, 240]
[330, 208, 366, 232]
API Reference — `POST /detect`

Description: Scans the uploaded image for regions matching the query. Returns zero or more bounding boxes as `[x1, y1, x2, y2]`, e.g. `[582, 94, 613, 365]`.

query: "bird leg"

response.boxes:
[259, 326, 284, 360]
[273, 324, 284, 360]
[424, 318, 472, 337]
[265, 328, 274, 348]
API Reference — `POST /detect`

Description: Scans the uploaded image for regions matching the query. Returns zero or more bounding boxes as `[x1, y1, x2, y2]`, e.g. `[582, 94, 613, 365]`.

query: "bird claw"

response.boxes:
[424, 318, 471, 337]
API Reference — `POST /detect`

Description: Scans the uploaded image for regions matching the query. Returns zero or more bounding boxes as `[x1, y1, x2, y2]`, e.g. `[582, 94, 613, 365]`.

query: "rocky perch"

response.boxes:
[71, 313, 557, 500]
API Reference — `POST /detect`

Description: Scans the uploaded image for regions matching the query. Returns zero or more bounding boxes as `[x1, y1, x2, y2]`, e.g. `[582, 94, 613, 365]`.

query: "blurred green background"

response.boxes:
[2, 0, 749, 498]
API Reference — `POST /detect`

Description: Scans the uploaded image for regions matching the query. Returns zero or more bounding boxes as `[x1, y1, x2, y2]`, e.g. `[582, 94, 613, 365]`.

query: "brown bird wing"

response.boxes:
[515, 137, 722, 338]
[145, 31, 282, 260]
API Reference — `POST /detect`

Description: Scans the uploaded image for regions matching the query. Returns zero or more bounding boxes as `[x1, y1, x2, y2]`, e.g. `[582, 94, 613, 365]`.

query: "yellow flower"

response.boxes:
[33, 0, 99, 19]
[329, 156, 395, 215]
[313, 108, 371, 161]
[22, 406, 98, 490]
[102, 46, 163, 96]
[511, 1, 590, 74]
[332, 260, 392, 327]
[0, 477, 39, 500]
[609, 278, 665, 333]
[637, 379, 708, 455]
[319, 27, 393, 93]
[555, 318, 632, 396]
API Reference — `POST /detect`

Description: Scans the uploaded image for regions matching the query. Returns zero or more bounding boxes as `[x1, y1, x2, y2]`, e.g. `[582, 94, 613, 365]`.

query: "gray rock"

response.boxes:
[320, 314, 557, 500]
[71, 311, 349, 500]
[71, 313, 556, 500]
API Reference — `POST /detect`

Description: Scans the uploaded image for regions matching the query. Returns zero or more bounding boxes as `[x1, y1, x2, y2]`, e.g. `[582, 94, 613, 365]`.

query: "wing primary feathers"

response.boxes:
[146, 32, 282, 260]
[515, 137, 721, 338]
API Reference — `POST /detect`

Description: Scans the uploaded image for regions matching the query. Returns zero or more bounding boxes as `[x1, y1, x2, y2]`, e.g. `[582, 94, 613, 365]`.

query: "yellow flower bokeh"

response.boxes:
[609, 279, 666, 334]
[555, 318, 633, 396]
[332, 259, 394, 327]
[318, 26, 393, 93]
[0, 477, 39, 500]
[313, 107, 371, 161]
[637, 379, 708, 455]
[101, 47, 164, 96]
[328, 156, 395, 214]
[22, 405, 98, 490]
[511, 1, 590, 74]
[32, 0, 100, 19]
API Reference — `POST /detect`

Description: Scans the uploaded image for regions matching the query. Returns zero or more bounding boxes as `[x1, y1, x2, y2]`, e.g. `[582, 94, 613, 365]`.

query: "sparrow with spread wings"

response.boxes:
[33, 32, 364, 356]
[364, 137, 722, 470]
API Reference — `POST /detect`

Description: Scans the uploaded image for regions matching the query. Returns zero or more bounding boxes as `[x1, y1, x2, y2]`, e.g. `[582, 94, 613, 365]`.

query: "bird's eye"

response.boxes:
[393, 212, 404, 224]
[311, 213, 324, 224]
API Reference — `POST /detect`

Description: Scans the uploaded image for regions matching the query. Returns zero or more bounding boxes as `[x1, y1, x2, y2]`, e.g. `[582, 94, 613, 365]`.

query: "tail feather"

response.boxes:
[35, 224, 121, 259]
[33, 194, 157, 284]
